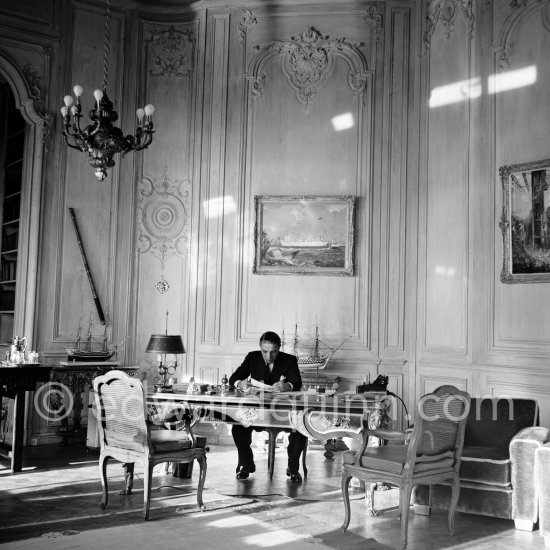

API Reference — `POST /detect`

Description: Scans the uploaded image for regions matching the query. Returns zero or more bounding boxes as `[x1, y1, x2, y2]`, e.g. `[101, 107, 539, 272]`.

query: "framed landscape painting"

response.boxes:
[253, 195, 356, 276]
[500, 158, 550, 283]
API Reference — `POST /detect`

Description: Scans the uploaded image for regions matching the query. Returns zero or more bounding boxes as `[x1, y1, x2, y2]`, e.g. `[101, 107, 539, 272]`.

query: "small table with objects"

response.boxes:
[0, 362, 53, 472]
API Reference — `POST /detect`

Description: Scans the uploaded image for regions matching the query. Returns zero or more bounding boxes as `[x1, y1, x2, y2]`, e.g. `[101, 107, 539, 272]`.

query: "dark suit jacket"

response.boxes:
[229, 350, 302, 390]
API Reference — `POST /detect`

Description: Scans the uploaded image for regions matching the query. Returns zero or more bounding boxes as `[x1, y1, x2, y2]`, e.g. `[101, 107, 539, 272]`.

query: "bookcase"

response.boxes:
[0, 84, 25, 353]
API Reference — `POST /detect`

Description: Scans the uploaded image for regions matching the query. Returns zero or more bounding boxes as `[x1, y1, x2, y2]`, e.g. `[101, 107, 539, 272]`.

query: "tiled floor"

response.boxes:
[0, 439, 547, 549]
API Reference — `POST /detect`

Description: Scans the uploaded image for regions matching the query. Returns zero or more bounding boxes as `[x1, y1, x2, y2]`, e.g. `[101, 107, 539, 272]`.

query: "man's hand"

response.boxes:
[272, 380, 291, 393]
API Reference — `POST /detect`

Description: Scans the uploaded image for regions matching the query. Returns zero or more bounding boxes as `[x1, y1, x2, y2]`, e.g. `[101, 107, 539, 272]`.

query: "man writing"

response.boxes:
[229, 331, 307, 482]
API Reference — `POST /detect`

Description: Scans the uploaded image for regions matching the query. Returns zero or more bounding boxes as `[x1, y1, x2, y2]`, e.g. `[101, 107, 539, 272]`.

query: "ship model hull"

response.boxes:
[66, 349, 116, 362]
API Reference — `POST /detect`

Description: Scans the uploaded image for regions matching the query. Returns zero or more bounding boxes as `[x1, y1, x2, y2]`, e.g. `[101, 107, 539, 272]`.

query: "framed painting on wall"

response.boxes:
[500, 158, 550, 283]
[253, 195, 356, 276]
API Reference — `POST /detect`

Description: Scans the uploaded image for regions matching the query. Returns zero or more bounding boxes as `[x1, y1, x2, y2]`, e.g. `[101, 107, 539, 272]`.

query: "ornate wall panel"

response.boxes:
[380, 6, 412, 354]
[235, 6, 378, 360]
[133, 17, 199, 377]
[56, 3, 123, 344]
[419, 0, 472, 356]
[491, 1, 550, 358]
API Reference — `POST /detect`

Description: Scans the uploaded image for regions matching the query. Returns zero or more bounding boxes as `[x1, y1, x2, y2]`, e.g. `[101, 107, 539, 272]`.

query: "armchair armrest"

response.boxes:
[510, 426, 550, 527]
[353, 428, 408, 466]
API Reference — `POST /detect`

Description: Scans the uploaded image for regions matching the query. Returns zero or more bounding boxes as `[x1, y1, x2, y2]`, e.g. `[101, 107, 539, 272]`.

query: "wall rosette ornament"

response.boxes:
[137, 167, 191, 293]
[245, 27, 369, 110]
[146, 25, 194, 78]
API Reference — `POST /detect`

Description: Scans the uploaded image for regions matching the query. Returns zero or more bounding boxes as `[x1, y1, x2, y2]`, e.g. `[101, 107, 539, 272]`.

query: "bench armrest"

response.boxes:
[510, 426, 550, 523]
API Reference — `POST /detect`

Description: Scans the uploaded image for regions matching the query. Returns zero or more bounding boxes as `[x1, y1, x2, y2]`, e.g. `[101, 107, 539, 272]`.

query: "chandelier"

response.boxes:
[60, 0, 155, 181]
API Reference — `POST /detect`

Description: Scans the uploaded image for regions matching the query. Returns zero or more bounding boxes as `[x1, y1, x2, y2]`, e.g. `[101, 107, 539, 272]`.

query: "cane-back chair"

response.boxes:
[93, 370, 207, 520]
[341, 385, 470, 548]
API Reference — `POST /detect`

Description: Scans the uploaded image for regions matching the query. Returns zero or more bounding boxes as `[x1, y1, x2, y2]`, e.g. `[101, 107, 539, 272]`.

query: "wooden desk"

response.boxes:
[149, 389, 391, 476]
[50, 362, 138, 444]
[0, 363, 52, 472]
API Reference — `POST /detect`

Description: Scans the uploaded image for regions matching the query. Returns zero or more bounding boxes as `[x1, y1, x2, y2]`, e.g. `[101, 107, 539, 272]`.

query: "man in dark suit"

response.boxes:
[229, 331, 307, 482]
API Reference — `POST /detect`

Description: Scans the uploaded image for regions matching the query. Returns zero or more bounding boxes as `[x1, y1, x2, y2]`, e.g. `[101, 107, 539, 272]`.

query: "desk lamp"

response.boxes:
[146, 327, 185, 393]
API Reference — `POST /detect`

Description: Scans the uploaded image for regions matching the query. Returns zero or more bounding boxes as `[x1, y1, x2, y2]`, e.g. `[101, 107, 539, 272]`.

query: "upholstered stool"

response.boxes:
[536, 442, 550, 547]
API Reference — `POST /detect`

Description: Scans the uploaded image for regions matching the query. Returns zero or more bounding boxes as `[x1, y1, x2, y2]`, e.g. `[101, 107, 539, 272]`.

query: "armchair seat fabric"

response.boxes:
[412, 397, 548, 530]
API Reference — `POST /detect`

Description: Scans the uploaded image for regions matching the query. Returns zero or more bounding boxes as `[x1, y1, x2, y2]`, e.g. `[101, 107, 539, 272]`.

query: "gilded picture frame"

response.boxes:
[499, 158, 550, 283]
[253, 195, 356, 276]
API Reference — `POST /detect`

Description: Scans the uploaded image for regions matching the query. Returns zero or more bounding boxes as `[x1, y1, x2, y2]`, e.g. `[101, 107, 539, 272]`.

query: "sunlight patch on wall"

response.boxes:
[435, 265, 456, 277]
[429, 78, 482, 108]
[488, 65, 537, 94]
[331, 112, 354, 131]
[203, 196, 237, 219]
[429, 66, 537, 108]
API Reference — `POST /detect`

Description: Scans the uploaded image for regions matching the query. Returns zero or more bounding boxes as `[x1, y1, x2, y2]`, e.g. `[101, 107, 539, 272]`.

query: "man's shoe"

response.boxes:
[236, 463, 256, 479]
[289, 471, 302, 483]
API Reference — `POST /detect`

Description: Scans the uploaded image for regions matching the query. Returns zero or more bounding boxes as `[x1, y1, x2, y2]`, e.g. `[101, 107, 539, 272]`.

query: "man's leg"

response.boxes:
[287, 431, 307, 481]
[232, 424, 256, 477]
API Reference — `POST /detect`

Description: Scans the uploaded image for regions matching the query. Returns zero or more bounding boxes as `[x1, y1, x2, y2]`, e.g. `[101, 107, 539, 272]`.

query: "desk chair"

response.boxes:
[341, 385, 470, 548]
[94, 370, 207, 520]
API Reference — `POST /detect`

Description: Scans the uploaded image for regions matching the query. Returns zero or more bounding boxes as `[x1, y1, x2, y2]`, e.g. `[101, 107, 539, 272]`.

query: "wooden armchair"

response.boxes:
[341, 385, 470, 549]
[93, 370, 207, 520]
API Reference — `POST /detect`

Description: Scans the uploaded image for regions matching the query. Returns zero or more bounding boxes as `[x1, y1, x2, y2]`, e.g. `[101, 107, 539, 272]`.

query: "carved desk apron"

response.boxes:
[148, 390, 391, 443]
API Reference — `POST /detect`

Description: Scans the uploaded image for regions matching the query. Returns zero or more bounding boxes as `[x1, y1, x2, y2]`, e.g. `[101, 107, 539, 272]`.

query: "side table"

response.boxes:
[0, 363, 53, 472]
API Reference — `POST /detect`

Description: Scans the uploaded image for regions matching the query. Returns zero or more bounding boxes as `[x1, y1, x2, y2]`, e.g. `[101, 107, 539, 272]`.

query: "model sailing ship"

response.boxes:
[66, 320, 116, 362]
[283, 322, 348, 370]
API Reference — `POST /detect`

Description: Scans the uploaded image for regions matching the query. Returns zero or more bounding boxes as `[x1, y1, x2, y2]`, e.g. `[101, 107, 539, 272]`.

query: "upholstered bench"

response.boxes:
[412, 397, 548, 530]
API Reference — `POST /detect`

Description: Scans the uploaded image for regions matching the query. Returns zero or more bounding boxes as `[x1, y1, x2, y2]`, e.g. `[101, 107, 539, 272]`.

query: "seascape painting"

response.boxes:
[253, 195, 356, 276]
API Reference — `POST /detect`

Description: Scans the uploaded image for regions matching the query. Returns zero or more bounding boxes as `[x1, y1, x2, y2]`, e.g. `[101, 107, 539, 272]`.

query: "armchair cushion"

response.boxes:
[343, 446, 455, 474]
[151, 431, 208, 453]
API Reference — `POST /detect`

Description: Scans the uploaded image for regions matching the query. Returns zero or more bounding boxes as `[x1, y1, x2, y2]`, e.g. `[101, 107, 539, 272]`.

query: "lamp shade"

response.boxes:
[146, 334, 185, 354]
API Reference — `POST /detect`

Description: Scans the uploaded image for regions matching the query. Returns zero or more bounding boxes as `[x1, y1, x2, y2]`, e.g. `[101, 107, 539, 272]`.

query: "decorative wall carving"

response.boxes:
[423, 0, 475, 52]
[493, 0, 550, 68]
[238, 8, 257, 44]
[363, 3, 384, 42]
[21, 63, 52, 151]
[146, 26, 194, 78]
[137, 167, 191, 293]
[245, 27, 369, 110]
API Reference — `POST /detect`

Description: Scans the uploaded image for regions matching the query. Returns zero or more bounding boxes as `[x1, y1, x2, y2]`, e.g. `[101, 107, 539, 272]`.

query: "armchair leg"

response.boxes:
[399, 481, 413, 549]
[197, 455, 207, 511]
[302, 438, 308, 479]
[341, 473, 353, 532]
[99, 454, 109, 509]
[448, 477, 460, 536]
[143, 461, 154, 520]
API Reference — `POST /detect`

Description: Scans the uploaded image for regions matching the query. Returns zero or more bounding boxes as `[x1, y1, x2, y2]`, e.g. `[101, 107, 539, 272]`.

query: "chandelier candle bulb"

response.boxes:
[73, 85, 83, 97]
[136, 108, 145, 123]
[144, 104, 155, 116]
[63, 95, 73, 107]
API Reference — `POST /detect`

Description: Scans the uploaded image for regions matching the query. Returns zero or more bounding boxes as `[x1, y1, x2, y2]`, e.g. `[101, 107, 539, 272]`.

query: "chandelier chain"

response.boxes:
[102, 0, 111, 91]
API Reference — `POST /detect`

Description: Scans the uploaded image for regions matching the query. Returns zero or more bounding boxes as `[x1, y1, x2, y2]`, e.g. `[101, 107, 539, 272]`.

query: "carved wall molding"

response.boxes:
[238, 8, 257, 44]
[245, 26, 369, 110]
[493, 0, 550, 67]
[146, 25, 194, 78]
[423, 0, 475, 52]
[363, 3, 384, 42]
[137, 166, 191, 293]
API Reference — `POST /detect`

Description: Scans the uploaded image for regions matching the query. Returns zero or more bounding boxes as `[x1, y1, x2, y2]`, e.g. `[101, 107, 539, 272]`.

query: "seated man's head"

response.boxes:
[259, 331, 281, 364]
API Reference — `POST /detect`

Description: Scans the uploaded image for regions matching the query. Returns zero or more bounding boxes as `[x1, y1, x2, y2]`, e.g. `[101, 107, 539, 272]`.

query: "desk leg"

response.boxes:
[11, 391, 25, 472]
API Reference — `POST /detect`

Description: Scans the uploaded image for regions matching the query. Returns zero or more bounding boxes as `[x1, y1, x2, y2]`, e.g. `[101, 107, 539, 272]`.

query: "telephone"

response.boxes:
[356, 374, 389, 393]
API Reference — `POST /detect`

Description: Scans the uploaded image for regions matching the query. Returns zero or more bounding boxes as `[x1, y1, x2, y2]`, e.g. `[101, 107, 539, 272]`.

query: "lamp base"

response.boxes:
[154, 383, 173, 393]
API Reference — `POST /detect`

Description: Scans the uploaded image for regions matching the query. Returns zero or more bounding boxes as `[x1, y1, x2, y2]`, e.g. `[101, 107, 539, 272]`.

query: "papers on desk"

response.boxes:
[249, 379, 274, 392]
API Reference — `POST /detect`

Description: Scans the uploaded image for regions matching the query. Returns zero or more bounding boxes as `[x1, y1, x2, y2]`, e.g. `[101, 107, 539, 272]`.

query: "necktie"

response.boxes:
[264, 363, 272, 385]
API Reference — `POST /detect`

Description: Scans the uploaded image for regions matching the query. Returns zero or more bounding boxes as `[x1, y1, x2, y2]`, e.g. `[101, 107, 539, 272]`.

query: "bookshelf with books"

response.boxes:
[0, 84, 25, 350]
